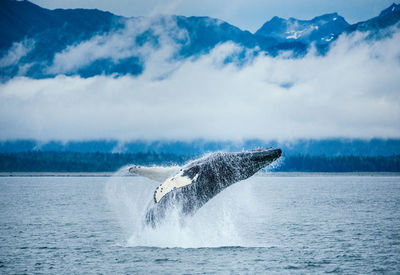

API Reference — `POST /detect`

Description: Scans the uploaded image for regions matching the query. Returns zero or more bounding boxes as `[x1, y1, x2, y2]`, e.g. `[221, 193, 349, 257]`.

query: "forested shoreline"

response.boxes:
[0, 152, 399, 172]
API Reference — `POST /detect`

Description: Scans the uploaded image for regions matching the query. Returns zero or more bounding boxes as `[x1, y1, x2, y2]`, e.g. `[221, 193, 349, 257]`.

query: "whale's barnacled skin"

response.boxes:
[130, 148, 282, 227]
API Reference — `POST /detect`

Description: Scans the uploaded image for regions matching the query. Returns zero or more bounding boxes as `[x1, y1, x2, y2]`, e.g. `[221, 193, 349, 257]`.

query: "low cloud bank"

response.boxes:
[0, 27, 399, 141]
[0, 39, 35, 68]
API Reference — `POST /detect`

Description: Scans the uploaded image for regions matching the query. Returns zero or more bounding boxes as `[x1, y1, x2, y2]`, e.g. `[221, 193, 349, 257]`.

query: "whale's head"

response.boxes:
[249, 147, 282, 164]
[235, 147, 282, 177]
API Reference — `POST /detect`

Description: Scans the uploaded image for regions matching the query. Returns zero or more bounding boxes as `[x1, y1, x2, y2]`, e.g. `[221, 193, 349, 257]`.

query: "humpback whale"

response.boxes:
[129, 148, 282, 227]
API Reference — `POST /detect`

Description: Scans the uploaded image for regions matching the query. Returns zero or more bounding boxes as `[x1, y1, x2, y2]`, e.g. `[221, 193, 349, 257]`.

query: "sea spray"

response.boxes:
[263, 156, 284, 172]
[104, 166, 157, 238]
[105, 166, 263, 248]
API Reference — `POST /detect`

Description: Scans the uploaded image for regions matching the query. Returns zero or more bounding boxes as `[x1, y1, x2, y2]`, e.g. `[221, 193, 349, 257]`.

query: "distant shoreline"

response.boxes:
[1, 172, 399, 177]
[2, 152, 399, 173]
[0, 172, 116, 177]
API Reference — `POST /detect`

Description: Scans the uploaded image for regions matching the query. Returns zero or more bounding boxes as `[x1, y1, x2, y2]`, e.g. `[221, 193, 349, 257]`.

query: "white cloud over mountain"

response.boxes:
[0, 25, 399, 141]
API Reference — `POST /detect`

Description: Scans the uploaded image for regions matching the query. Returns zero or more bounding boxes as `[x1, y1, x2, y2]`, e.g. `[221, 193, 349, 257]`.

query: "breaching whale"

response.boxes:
[129, 148, 282, 227]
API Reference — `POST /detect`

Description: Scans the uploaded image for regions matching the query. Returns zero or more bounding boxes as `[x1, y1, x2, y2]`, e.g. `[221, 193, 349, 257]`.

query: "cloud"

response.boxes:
[0, 28, 400, 141]
[0, 39, 35, 68]
[46, 16, 188, 75]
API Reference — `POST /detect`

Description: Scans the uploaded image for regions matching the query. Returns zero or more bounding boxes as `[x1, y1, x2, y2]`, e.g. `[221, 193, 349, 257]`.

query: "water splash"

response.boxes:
[264, 156, 284, 172]
[105, 165, 260, 248]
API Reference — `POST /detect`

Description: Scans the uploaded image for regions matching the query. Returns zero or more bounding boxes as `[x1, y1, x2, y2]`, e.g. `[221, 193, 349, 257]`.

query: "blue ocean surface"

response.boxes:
[0, 174, 399, 274]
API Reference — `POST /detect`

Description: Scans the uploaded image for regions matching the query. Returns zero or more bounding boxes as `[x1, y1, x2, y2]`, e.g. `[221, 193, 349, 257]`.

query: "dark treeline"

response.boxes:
[2, 139, 400, 157]
[277, 155, 400, 172]
[0, 152, 191, 172]
[0, 152, 399, 172]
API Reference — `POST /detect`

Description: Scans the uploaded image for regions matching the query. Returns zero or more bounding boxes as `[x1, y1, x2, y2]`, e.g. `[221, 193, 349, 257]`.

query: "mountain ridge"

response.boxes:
[346, 2, 400, 34]
[1, 0, 399, 80]
[255, 12, 349, 44]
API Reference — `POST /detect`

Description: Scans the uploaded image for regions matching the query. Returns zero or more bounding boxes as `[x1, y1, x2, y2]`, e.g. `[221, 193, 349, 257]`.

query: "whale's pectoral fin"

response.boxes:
[154, 172, 198, 203]
[128, 165, 181, 182]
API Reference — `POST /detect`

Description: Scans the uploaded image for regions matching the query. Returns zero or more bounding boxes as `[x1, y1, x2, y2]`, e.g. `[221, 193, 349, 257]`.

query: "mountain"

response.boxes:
[0, 0, 399, 80]
[0, 0, 128, 78]
[346, 3, 400, 34]
[255, 13, 349, 44]
[0, 0, 123, 50]
[379, 3, 400, 17]
[0, 0, 277, 79]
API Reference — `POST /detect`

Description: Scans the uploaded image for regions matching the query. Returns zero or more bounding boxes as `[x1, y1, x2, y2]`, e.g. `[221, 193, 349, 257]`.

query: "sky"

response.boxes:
[29, 0, 396, 32]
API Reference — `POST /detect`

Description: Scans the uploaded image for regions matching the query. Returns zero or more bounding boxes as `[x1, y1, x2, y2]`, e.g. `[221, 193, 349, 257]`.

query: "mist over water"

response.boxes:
[105, 166, 261, 248]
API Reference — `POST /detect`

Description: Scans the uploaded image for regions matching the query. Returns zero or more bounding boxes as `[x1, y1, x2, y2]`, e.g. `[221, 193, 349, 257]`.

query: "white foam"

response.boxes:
[105, 167, 261, 248]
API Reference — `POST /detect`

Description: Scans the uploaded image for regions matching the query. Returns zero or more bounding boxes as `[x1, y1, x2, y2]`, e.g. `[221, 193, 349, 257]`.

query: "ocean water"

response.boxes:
[0, 174, 399, 274]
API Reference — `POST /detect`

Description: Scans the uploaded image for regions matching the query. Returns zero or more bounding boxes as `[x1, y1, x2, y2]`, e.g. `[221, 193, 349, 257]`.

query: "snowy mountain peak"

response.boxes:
[255, 13, 349, 44]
